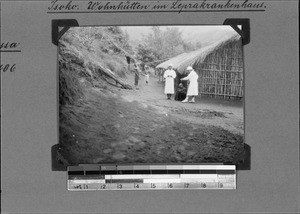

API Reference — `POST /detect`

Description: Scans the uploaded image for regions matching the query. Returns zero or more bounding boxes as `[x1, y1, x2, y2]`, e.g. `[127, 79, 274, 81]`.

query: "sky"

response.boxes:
[120, 25, 238, 47]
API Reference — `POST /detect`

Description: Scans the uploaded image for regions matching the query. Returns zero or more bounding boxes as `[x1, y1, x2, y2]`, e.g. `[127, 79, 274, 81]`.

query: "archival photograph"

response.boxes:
[55, 25, 245, 166]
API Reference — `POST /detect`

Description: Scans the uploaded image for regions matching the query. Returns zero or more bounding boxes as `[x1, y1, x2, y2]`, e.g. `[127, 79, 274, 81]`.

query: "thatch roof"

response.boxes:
[156, 33, 241, 73]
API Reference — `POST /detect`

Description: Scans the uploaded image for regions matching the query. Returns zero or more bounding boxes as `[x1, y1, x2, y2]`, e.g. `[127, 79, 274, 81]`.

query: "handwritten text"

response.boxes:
[0, 64, 16, 72]
[47, 0, 267, 13]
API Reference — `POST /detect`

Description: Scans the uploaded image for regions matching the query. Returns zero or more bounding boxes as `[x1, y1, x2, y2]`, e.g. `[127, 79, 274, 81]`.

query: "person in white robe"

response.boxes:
[180, 66, 199, 103]
[163, 64, 177, 99]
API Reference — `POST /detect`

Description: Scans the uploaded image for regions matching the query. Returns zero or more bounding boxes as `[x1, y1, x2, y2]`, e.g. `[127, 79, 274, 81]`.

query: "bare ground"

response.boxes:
[121, 75, 244, 135]
[59, 74, 244, 165]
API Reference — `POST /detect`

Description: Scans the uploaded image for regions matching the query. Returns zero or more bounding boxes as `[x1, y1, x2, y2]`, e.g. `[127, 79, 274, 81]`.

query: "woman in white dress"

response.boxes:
[163, 64, 177, 99]
[180, 66, 199, 103]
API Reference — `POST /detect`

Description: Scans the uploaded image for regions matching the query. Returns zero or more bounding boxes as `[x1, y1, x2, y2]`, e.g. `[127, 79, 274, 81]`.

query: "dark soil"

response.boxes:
[59, 78, 244, 165]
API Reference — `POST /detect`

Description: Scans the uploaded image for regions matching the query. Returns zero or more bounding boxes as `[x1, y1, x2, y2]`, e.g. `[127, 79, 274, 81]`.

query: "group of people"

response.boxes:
[163, 64, 199, 103]
[133, 63, 199, 103]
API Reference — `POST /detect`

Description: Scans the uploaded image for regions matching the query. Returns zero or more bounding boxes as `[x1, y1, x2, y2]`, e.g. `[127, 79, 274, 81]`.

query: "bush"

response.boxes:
[95, 51, 128, 78]
[59, 60, 85, 106]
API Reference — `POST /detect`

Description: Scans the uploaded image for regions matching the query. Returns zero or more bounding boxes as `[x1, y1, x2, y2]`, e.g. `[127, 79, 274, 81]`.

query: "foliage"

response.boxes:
[135, 43, 159, 68]
[105, 27, 133, 54]
[60, 26, 134, 78]
[61, 26, 133, 56]
[136, 27, 202, 68]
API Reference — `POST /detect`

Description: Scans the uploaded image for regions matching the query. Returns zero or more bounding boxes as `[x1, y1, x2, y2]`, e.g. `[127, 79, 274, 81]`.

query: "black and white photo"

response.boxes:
[56, 25, 245, 165]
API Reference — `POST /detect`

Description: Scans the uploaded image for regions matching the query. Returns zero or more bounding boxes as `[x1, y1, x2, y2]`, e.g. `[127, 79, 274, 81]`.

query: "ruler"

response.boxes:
[67, 164, 236, 190]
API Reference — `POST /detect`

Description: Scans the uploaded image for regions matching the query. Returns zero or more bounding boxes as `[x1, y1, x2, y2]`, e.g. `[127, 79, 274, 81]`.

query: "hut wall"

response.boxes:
[194, 39, 244, 100]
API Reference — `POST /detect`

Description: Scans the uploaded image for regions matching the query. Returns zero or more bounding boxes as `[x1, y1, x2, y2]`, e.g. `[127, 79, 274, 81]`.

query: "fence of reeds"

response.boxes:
[194, 39, 244, 100]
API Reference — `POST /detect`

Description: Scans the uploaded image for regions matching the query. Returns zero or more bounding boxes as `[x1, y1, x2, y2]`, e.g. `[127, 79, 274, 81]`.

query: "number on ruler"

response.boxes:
[117, 184, 122, 189]
[201, 183, 206, 188]
[100, 184, 106, 189]
[151, 183, 156, 188]
[168, 183, 173, 188]
[184, 183, 189, 188]
[74, 184, 82, 189]
[134, 184, 139, 188]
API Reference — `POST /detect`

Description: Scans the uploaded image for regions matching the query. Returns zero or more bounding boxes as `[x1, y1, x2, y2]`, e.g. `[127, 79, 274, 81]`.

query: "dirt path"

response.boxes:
[121, 74, 244, 135]
[59, 73, 245, 165]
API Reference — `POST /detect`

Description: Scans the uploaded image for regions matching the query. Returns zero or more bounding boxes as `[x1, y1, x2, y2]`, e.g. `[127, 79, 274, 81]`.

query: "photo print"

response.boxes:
[54, 25, 246, 168]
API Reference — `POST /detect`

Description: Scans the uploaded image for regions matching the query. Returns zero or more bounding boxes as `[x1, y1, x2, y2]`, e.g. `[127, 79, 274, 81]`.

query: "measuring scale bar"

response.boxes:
[68, 179, 235, 190]
[67, 164, 236, 190]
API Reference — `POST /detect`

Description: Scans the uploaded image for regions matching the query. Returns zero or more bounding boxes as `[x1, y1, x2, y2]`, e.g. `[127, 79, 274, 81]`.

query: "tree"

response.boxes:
[195, 41, 202, 50]
[144, 26, 164, 59]
[135, 44, 159, 68]
[135, 27, 200, 68]
[162, 27, 185, 58]
[104, 27, 133, 55]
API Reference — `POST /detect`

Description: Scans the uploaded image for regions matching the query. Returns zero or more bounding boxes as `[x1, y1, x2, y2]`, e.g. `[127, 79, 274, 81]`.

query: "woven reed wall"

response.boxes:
[194, 39, 244, 100]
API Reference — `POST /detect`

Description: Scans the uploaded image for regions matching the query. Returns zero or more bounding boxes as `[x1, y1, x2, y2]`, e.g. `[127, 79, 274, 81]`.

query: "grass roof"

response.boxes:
[156, 33, 241, 73]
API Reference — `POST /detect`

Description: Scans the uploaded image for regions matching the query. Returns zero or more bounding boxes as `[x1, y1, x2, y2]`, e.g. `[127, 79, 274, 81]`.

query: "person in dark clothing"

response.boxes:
[174, 83, 187, 101]
[133, 64, 140, 87]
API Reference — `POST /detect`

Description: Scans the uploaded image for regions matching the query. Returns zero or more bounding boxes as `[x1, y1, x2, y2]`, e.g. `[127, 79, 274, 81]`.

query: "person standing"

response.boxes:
[133, 63, 140, 87]
[180, 66, 199, 103]
[145, 72, 150, 85]
[144, 65, 150, 85]
[163, 64, 177, 99]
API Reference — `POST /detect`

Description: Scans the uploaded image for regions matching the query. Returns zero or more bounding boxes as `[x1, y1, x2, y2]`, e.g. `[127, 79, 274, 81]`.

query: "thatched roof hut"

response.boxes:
[156, 33, 244, 99]
[156, 33, 241, 73]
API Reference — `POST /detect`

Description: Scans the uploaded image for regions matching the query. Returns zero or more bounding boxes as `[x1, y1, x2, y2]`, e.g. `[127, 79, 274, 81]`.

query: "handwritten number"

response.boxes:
[0, 64, 16, 72]
[100, 184, 106, 189]
[10, 64, 16, 72]
[201, 183, 206, 188]
[117, 184, 122, 189]
[1, 64, 9, 72]
[135, 184, 139, 188]
[151, 183, 156, 188]
[168, 183, 173, 188]
[184, 183, 189, 188]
